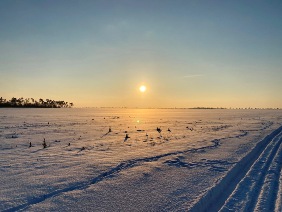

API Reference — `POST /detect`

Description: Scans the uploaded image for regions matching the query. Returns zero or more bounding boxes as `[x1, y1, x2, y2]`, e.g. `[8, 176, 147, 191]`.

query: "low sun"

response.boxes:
[139, 85, 147, 93]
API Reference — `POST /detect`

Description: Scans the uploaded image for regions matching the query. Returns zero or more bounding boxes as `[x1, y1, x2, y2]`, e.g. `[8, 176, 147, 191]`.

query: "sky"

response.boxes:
[1, 0, 282, 108]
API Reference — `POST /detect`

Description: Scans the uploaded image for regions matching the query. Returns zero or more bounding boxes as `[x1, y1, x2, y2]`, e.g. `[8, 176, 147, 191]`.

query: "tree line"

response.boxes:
[0, 97, 74, 108]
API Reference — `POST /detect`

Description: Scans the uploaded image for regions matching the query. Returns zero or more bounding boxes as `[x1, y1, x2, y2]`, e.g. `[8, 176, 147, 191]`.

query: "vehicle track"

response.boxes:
[220, 130, 282, 211]
[190, 126, 282, 212]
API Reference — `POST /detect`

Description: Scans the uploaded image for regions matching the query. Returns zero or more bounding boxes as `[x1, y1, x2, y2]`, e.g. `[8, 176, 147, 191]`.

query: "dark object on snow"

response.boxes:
[186, 126, 193, 131]
[157, 127, 162, 133]
[42, 138, 47, 149]
[124, 134, 130, 141]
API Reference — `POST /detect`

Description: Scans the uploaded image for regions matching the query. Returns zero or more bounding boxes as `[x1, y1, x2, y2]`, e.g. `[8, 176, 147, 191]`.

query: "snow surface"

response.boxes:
[0, 108, 281, 211]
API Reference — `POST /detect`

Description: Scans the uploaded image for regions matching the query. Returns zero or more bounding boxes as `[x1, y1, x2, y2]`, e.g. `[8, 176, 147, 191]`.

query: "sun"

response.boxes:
[139, 85, 147, 93]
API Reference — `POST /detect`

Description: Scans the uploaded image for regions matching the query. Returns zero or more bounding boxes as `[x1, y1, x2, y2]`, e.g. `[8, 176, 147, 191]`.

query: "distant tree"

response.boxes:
[10, 97, 17, 106]
[17, 97, 24, 106]
[0, 97, 6, 105]
[0, 97, 74, 108]
[24, 98, 30, 107]
[39, 98, 44, 107]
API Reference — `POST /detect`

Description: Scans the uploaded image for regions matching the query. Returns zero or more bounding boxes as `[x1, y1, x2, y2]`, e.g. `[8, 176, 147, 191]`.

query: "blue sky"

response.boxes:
[1, 0, 282, 108]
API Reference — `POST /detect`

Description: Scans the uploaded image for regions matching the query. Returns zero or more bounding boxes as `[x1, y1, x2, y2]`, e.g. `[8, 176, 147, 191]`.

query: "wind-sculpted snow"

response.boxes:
[2, 137, 224, 211]
[164, 157, 235, 172]
[0, 108, 281, 211]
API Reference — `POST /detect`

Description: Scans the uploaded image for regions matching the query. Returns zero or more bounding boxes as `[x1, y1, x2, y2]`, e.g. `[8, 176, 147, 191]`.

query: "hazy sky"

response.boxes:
[1, 0, 282, 108]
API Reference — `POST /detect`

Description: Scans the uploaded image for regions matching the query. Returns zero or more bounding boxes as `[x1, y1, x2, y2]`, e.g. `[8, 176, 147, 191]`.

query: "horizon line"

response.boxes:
[74, 106, 282, 110]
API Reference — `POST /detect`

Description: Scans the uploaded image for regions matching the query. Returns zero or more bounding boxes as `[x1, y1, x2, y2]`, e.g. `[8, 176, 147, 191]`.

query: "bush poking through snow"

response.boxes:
[42, 138, 47, 149]
[124, 134, 130, 142]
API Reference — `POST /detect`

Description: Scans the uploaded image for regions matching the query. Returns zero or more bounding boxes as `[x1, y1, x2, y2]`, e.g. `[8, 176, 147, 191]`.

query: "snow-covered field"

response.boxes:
[0, 108, 281, 211]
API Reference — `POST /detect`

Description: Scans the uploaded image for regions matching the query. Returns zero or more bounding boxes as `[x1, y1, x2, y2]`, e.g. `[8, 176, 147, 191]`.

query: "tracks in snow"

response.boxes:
[4, 129, 249, 211]
[2, 126, 268, 211]
[4, 139, 222, 211]
[190, 126, 282, 212]
[221, 128, 282, 211]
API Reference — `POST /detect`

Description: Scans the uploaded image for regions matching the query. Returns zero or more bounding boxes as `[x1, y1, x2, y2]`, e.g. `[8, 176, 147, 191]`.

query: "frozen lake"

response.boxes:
[0, 108, 281, 211]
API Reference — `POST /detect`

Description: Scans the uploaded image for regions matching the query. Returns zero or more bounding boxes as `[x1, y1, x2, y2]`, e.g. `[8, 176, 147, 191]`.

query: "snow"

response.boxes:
[0, 108, 281, 211]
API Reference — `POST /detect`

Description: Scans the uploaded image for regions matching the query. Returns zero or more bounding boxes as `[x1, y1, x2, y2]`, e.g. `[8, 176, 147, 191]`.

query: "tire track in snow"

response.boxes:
[5, 129, 250, 211]
[254, 138, 282, 211]
[190, 126, 282, 212]
[276, 164, 282, 212]
[221, 130, 282, 211]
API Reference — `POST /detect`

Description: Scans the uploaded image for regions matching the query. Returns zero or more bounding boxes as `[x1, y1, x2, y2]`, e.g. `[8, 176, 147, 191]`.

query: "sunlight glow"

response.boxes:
[139, 85, 147, 93]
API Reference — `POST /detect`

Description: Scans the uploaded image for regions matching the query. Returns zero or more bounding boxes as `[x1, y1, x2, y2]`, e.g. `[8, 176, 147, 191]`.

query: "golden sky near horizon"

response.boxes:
[1, 1, 282, 108]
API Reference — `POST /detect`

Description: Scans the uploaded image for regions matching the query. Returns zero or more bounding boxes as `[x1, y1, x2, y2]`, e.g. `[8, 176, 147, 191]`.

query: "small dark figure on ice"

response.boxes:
[124, 133, 130, 141]
[42, 138, 47, 149]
